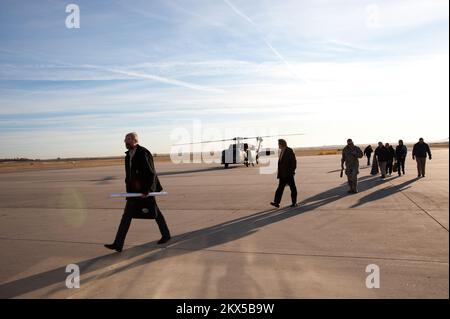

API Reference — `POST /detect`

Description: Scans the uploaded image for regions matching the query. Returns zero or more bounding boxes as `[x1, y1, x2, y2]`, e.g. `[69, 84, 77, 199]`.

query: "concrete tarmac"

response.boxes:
[0, 149, 448, 298]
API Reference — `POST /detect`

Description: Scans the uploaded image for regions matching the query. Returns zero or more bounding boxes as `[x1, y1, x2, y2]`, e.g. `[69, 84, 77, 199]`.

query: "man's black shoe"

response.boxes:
[104, 243, 122, 252]
[270, 202, 280, 208]
[290, 203, 298, 208]
[157, 236, 171, 245]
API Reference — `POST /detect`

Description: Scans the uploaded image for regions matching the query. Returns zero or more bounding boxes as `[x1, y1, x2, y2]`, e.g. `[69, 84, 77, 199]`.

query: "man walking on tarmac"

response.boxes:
[412, 137, 432, 178]
[270, 139, 298, 208]
[341, 139, 363, 194]
[363, 145, 373, 166]
[396, 139, 407, 176]
[105, 132, 171, 252]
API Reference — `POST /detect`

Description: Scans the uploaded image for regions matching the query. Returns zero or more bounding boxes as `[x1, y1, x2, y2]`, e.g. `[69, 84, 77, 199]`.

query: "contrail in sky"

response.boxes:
[0, 48, 226, 93]
[82, 64, 226, 94]
[223, 0, 301, 80]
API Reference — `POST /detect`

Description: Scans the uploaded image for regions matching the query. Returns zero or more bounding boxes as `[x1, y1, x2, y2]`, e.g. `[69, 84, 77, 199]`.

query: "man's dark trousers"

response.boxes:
[274, 175, 297, 205]
[386, 160, 393, 175]
[113, 197, 170, 249]
[397, 157, 406, 175]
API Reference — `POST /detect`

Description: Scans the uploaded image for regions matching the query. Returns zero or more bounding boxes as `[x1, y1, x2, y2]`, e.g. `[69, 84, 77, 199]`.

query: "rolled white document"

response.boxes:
[110, 192, 168, 198]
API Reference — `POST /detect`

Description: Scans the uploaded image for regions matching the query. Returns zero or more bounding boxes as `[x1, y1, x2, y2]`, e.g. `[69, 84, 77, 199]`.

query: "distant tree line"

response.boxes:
[0, 158, 39, 162]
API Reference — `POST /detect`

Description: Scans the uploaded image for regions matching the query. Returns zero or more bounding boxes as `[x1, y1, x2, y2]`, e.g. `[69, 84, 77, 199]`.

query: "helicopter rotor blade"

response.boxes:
[237, 133, 305, 140]
[258, 133, 305, 138]
[172, 137, 239, 146]
[172, 133, 305, 146]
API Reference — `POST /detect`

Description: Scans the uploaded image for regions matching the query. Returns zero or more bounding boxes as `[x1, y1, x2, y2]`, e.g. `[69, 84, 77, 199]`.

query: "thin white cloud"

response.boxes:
[0, 48, 227, 93]
[81, 64, 226, 94]
[319, 39, 377, 53]
[2, 54, 447, 116]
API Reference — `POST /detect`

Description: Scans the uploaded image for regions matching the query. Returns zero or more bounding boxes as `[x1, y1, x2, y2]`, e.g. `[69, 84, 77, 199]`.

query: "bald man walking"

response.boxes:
[105, 132, 171, 252]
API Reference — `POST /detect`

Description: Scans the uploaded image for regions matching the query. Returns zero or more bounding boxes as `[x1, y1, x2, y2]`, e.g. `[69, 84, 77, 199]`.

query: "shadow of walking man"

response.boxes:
[350, 177, 420, 208]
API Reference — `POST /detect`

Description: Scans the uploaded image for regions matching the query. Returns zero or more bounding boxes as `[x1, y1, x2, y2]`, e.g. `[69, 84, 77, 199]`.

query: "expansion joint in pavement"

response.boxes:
[166, 246, 448, 265]
[387, 180, 448, 232]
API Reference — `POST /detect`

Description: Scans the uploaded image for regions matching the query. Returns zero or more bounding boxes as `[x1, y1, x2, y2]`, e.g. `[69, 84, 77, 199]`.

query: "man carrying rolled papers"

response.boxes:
[105, 132, 171, 252]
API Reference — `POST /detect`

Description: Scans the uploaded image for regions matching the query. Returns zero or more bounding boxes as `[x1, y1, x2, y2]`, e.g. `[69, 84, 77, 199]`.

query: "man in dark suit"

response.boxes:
[385, 143, 396, 176]
[412, 137, 432, 178]
[363, 145, 373, 166]
[105, 132, 171, 252]
[395, 139, 407, 176]
[375, 142, 389, 178]
[270, 139, 298, 208]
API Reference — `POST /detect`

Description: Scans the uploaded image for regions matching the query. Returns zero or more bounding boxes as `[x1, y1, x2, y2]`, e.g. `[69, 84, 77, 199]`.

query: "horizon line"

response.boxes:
[1, 140, 448, 161]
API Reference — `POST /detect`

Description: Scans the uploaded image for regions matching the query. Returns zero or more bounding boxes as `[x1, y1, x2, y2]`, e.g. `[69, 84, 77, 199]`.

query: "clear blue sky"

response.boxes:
[0, 0, 448, 158]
